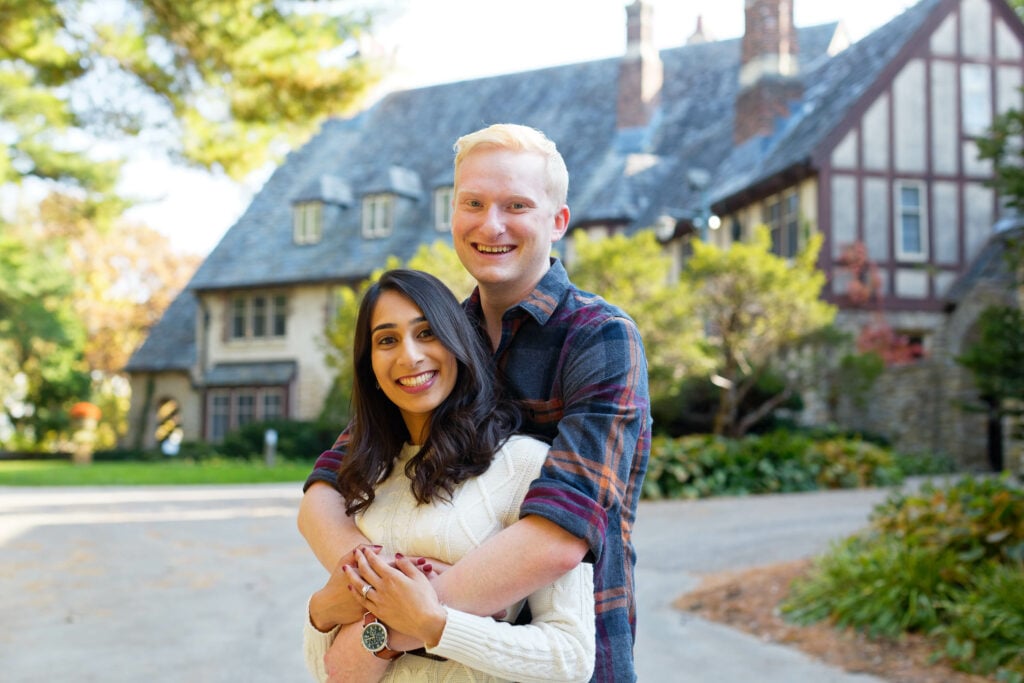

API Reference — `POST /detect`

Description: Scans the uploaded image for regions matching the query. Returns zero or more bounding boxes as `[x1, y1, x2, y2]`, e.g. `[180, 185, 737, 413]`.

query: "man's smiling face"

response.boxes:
[452, 147, 568, 303]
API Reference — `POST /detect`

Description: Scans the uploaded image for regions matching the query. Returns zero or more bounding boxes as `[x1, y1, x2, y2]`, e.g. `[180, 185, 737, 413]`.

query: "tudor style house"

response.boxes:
[126, 0, 1024, 468]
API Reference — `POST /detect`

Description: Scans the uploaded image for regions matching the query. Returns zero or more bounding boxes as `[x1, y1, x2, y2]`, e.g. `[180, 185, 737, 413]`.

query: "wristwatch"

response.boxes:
[361, 612, 404, 660]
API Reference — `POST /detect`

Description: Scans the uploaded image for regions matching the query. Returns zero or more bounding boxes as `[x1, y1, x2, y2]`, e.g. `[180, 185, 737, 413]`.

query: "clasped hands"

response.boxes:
[309, 543, 449, 651]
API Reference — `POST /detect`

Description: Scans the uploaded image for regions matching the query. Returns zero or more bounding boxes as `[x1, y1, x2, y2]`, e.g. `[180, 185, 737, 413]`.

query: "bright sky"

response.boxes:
[126, 0, 918, 256]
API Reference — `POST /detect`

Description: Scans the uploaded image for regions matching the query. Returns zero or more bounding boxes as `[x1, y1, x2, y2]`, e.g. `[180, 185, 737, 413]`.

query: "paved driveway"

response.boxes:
[0, 482, 918, 682]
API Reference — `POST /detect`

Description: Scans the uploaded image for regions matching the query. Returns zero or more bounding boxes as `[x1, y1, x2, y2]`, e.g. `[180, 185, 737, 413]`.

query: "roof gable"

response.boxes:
[712, 0, 945, 207]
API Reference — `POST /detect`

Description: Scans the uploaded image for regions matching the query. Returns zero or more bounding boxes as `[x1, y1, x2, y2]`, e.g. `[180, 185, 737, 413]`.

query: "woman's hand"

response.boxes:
[346, 547, 448, 648]
[310, 544, 385, 631]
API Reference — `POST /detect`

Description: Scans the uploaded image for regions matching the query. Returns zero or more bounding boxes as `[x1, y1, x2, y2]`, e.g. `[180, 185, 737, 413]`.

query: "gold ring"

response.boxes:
[361, 584, 373, 599]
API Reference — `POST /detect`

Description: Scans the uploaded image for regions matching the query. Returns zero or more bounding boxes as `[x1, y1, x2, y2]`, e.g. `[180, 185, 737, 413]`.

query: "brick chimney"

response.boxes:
[734, 0, 803, 144]
[617, 1, 663, 129]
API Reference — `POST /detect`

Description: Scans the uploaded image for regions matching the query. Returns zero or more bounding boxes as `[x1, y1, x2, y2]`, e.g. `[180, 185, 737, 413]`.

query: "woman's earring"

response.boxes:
[375, 381, 381, 390]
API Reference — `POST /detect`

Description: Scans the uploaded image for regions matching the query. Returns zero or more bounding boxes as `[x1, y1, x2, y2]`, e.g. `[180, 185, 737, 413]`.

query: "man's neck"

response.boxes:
[477, 281, 536, 352]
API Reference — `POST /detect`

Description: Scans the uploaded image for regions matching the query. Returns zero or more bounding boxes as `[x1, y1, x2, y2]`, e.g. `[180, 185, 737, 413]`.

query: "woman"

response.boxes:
[303, 269, 594, 683]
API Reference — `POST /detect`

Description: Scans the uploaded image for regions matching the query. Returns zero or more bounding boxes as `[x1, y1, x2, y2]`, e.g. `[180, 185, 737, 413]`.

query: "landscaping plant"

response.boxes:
[782, 475, 1024, 681]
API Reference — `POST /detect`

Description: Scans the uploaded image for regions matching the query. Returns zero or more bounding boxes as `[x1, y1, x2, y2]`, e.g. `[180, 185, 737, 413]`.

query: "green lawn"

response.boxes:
[0, 458, 312, 486]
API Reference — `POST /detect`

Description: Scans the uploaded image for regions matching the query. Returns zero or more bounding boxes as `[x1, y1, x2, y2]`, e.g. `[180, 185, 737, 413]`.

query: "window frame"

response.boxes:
[763, 190, 800, 257]
[292, 201, 323, 245]
[362, 193, 394, 239]
[227, 292, 288, 341]
[895, 180, 928, 262]
[206, 387, 288, 441]
[433, 186, 454, 232]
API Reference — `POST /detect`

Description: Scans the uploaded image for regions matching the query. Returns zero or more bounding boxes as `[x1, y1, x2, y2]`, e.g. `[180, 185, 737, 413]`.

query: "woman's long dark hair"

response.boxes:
[335, 269, 521, 515]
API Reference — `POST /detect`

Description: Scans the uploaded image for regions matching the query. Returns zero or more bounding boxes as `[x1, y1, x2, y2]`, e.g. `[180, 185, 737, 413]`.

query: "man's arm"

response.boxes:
[298, 481, 369, 572]
[430, 515, 588, 615]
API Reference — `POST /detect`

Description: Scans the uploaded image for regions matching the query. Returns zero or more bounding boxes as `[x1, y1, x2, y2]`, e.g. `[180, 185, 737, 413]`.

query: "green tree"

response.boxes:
[567, 230, 709, 401]
[957, 305, 1024, 410]
[683, 227, 836, 437]
[1, 0, 384, 186]
[954, 234, 1024, 471]
[0, 225, 90, 449]
[406, 241, 477, 302]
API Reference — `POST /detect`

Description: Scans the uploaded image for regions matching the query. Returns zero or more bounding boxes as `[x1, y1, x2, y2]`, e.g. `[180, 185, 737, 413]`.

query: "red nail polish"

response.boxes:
[423, 564, 433, 572]
[395, 553, 404, 559]
[416, 558, 426, 565]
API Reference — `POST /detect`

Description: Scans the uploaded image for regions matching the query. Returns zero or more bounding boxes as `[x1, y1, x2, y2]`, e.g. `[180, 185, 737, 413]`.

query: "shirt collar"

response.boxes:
[465, 258, 569, 325]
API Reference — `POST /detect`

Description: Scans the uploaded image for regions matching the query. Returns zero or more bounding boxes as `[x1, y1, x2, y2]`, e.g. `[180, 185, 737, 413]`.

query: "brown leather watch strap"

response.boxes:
[362, 612, 405, 661]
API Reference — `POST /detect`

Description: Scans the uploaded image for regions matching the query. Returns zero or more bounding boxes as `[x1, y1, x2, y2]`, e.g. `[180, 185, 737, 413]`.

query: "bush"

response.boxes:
[783, 475, 1024, 680]
[783, 535, 964, 637]
[806, 438, 902, 489]
[891, 450, 958, 476]
[642, 431, 906, 500]
[938, 562, 1024, 680]
[218, 419, 340, 460]
[870, 475, 1024, 566]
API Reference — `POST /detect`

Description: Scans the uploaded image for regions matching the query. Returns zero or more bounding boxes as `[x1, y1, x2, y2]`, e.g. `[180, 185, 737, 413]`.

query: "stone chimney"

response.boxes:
[617, 1, 663, 129]
[734, 0, 803, 144]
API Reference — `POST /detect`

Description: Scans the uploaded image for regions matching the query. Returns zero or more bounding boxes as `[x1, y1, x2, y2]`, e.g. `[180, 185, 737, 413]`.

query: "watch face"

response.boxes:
[361, 622, 388, 652]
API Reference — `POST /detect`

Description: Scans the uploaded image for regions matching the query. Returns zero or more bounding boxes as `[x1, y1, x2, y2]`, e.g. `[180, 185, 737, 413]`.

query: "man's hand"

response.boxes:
[309, 544, 384, 632]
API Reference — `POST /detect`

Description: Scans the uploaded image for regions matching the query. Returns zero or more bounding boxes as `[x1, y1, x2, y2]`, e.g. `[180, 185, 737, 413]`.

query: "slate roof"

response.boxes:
[129, 0, 946, 372]
[186, 23, 842, 294]
[124, 288, 197, 372]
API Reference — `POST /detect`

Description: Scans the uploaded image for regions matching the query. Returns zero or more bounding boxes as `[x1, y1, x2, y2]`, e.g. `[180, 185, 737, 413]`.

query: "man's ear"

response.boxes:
[551, 205, 570, 242]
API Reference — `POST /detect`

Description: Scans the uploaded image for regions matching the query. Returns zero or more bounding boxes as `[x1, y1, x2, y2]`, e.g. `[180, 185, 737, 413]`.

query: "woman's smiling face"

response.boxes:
[369, 289, 458, 444]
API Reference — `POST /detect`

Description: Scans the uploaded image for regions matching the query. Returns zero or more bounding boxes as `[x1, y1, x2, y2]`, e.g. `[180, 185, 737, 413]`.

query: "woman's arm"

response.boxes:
[298, 482, 370, 572]
[433, 564, 595, 683]
[349, 548, 596, 683]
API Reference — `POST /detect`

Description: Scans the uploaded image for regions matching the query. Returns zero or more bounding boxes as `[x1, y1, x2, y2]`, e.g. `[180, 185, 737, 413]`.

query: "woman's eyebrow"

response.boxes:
[371, 316, 427, 334]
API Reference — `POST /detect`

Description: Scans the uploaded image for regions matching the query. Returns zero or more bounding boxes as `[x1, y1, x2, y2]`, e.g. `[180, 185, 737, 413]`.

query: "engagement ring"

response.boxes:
[362, 584, 374, 599]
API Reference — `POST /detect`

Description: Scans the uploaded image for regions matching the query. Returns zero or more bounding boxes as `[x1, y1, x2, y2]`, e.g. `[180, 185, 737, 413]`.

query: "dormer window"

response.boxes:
[293, 201, 323, 245]
[434, 187, 453, 232]
[362, 194, 394, 238]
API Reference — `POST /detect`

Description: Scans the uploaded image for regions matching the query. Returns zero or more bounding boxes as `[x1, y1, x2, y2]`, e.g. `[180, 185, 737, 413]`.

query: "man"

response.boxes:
[300, 123, 651, 682]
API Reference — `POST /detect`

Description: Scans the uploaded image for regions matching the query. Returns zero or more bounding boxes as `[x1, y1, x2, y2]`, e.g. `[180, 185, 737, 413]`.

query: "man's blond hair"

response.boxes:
[453, 123, 569, 206]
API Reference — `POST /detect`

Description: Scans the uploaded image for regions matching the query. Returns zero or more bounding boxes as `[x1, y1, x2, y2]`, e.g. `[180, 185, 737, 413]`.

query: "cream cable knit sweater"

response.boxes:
[303, 434, 595, 682]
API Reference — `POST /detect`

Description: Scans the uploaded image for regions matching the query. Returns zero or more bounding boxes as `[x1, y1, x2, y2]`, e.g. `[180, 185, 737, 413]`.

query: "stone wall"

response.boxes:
[833, 276, 1019, 471]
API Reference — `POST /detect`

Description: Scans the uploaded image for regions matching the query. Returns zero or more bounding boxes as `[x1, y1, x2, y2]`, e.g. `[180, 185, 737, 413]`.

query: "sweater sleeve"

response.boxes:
[426, 562, 595, 683]
[302, 598, 339, 683]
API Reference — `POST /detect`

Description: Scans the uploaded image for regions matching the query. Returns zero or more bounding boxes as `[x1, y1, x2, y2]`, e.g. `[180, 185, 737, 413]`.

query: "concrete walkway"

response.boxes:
[0, 481, 925, 682]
